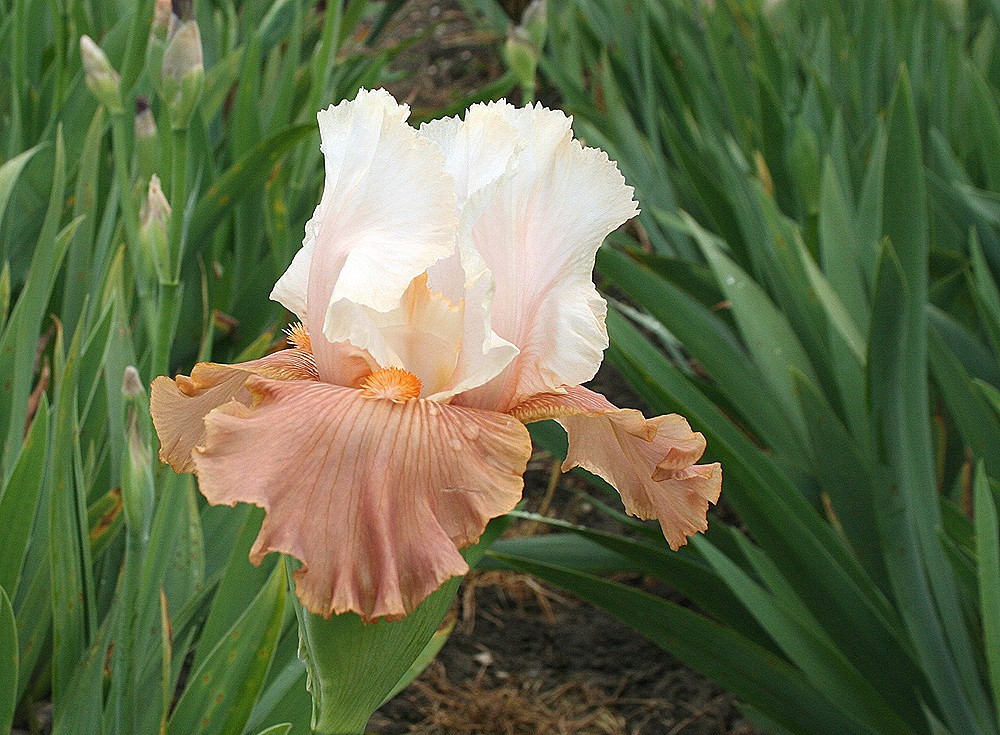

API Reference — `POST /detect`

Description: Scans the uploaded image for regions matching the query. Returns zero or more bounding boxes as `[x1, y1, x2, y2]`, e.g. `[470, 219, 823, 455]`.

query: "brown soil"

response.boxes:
[370, 3, 758, 733]
[381, 0, 508, 115]
[369, 571, 756, 735]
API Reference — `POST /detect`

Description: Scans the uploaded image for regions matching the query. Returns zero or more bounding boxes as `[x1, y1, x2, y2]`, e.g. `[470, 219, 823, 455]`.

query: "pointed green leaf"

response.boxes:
[695, 536, 916, 735]
[192, 506, 274, 674]
[187, 125, 313, 248]
[969, 234, 1000, 359]
[0, 142, 45, 235]
[0, 586, 17, 735]
[49, 321, 94, 705]
[491, 551, 882, 735]
[597, 246, 807, 459]
[683, 213, 816, 433]
[252, 726, 293, 735]
[378, 615, 455, 707]
[167, 563, 287, 735]
[296, 574, 461, 734]
[928, 326, 1000, 478]
[869, 240, 988, 735]
[0, 394, 48, 594]
[975, 462, 1000, 719]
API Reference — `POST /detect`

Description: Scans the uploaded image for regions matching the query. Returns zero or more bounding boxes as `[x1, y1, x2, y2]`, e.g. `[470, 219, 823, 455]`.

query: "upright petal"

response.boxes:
[418, 103, 525, 401]
[193, 378, 532, 621]
[454, 103, 639, 411]
[269, 89, 459, 385]
[150, 348, 318, 473]
[511, 386, 721, 550]
[418, 101, 521, 210]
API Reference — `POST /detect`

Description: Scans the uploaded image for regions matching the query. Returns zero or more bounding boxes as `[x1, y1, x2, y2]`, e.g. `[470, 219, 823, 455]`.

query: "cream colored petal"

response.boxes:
[193, 378, 532, 621]
[454, 103, 639, 412]
[418, 101, 521, 208]
[270, 89, 459, 383]
[415, 103, 531, 400]
[428, 267, 518, 402]
[150, 349, 318, 474]
[511, 386, 721, 550]
[269, 235, 313, 322]
[332, 269, 518, 401]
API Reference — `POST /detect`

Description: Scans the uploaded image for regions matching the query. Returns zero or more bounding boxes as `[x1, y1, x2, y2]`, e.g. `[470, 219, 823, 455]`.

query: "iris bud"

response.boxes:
[80, 35, 123, 114]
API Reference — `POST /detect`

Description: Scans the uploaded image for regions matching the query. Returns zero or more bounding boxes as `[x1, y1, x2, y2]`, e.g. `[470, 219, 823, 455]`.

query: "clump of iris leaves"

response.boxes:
[2, 1, 1000, 735]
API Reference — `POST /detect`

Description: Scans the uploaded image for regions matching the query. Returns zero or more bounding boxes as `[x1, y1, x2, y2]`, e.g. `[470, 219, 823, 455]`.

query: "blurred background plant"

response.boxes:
[5, 0, 1000, 733]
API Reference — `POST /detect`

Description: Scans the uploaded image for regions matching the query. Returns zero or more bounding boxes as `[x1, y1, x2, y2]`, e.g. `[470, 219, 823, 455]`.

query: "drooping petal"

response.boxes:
[511, 386, 721, 550]
[451, 103, 639, 412]
[193, 378, 532, 621]
[150, 348, 318, 474]
[269, 88, 459, 385]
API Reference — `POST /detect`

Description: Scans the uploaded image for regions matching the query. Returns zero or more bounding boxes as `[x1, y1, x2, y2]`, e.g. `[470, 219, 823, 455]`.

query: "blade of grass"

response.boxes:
[167, 563, 287, 735]
[597, 246, 808, 460]
[882, 70, 994, 732]
[0, 395, 49, 594]
[683, 212, 817, 429]
[975, 462, 1000, 718]
[0, 586, 16, 735]
[186, 124, 314, 250]
[49, 321, 95, 706]
[869, 240, 987, 734]
[0, 129, 67, 475]
[695, 535, 917, 735]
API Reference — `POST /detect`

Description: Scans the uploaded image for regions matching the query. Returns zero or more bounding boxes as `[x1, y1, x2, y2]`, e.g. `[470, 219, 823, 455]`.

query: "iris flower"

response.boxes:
[151, 89, 721, 622]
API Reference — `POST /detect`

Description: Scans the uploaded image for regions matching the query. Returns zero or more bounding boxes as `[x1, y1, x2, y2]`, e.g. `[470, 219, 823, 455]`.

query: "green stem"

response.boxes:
[168, 127, 189, 281]
[48, 0, 66, 107]
[120, 0, 156, 93]
[151, 127, 189, 378]
[111, 534, 140, 735]
[8, 0, 27, 156]
[151, 280, 183, 379]
[111, 112, 141, 260]
[111, 110, 158, 346]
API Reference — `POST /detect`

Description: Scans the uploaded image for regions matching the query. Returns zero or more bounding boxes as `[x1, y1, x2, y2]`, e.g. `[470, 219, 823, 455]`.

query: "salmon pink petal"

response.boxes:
[452, 103, 639, 411]
[270, 89, 459, 384]
[192, 378, 532, 621]
[150, 349, 318, 474]
[511, 386, 721, 550]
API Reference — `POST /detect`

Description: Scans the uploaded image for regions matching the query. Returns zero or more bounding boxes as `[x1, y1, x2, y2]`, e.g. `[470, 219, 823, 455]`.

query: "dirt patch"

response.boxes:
[370, 571, 756, 735]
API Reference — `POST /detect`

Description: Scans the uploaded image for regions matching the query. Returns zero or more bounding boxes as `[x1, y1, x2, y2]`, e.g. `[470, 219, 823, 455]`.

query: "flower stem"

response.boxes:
[111, 108, 159, 347]
[168, 126, 188, 282]
[151, 126, 189, 378]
